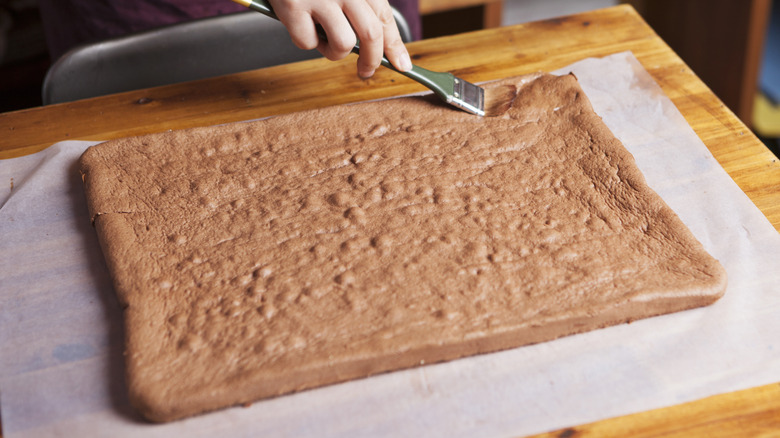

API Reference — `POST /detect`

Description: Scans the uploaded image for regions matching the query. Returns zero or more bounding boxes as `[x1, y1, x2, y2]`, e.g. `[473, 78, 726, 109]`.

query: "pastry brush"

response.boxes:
[230, 0, 515, 116]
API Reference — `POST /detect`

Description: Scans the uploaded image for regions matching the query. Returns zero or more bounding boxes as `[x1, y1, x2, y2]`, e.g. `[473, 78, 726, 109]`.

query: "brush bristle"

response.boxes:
[483, 85, 518, 117]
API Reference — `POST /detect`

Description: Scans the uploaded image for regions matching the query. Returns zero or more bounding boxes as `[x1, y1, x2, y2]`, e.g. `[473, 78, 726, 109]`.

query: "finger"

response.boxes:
[365, 0, 411, 72]
[268, 0, 319, 50]
[312, 2, 357, 61]
[343, 0, 386, 78]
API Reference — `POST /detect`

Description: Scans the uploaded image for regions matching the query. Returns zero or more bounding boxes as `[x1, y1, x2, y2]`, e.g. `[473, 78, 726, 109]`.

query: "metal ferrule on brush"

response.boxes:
[449, 77, 486, 117]
[395, 66, 487, 116]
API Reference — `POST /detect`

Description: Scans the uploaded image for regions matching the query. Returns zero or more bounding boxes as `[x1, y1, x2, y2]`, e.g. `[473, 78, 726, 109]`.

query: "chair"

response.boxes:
[42, 9, 412, 105]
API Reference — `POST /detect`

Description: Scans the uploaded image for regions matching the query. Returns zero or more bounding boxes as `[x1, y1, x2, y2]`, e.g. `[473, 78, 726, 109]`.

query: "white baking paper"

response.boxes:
[2, 52, 779, 437]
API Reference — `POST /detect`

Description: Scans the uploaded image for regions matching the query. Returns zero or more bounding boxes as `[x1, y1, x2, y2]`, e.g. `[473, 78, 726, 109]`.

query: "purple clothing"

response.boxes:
[38, 0, 421, 61]
[391, 0, 421, 42]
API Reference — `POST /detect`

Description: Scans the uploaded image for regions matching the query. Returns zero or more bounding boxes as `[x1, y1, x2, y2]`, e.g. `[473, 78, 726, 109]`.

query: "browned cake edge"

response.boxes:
[129, 285, 724, 422]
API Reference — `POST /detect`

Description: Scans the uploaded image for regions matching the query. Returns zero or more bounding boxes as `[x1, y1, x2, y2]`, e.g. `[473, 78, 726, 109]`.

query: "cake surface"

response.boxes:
[79, 73, 726, 422]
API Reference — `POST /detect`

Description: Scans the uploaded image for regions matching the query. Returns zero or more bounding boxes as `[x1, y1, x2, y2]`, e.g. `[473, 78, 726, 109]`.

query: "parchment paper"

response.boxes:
[2, 52, 779, 437]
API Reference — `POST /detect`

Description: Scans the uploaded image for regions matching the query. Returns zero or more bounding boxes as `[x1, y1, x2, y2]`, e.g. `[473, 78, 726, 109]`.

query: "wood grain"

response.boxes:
[0, 5, 778, 436]
[531, 383, 780, 437]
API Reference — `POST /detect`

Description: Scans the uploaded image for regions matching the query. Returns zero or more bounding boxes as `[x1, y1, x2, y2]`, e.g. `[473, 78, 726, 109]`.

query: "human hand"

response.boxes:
[268, 0, 412, 78]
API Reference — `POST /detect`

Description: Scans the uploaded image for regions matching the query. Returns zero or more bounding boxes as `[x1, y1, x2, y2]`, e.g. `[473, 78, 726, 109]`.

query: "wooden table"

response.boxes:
[1, 5, 779, 436]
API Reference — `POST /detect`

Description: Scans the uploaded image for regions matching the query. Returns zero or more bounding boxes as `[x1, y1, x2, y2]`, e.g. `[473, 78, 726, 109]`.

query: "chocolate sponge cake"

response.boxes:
[79, 73, 726, 422]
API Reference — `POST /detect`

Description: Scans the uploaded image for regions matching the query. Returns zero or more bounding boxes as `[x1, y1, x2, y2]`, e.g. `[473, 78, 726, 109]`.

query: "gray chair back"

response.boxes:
[42, 9, 412, 105]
